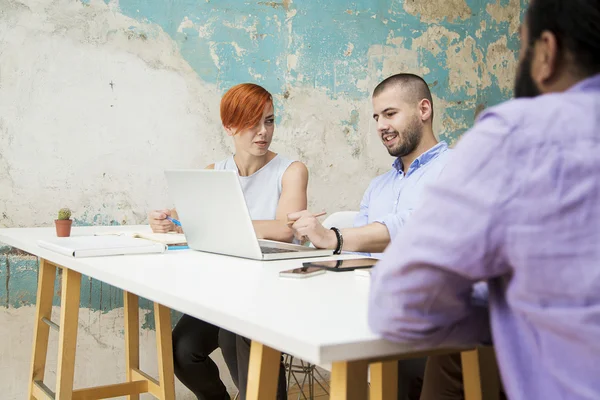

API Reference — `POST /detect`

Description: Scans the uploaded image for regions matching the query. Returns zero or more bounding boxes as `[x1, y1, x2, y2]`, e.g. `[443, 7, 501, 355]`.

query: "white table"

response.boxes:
[0, 226, 499, 400]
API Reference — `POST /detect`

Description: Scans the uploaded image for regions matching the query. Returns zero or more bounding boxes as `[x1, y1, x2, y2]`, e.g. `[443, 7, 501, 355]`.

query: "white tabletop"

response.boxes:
[0, 225, 427, 365]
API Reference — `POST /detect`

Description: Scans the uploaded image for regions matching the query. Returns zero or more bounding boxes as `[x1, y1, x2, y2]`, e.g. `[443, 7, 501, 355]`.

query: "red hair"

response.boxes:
[220, 83, 273, 132]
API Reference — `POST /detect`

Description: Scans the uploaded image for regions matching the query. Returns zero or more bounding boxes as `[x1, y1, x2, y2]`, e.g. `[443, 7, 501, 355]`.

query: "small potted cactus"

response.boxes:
[55, 208, 73, 237]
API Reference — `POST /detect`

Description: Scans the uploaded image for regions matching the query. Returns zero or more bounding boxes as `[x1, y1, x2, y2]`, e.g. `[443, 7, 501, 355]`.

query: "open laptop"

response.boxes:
[165, 170, 334, 260]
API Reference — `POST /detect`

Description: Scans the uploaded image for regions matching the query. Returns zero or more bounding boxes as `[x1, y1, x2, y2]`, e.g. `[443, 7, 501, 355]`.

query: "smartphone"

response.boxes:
[279, 266, 327, 279]
[302, 257, 377, 272]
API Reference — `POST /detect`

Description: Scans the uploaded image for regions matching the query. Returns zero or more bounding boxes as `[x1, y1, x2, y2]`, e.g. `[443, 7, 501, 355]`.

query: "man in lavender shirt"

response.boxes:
[368, 0, 600, 399]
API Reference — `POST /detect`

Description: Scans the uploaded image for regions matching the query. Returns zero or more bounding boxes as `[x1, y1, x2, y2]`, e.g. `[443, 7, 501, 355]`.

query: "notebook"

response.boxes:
[133, 232, 187, 245]
[37, 236, 168, 258]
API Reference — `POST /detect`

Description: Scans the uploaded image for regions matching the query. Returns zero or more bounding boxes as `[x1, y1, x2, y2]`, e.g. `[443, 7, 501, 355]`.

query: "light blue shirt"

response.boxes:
[354, 141, 451, 257]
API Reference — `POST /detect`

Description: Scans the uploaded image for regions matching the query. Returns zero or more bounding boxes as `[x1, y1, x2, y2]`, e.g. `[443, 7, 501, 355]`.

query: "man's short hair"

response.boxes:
[373, 73, 434, 120]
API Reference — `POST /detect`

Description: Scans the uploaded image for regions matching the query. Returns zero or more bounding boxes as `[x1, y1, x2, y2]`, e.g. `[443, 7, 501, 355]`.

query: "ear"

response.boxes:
[532, 30, 560, 85]
[224, 126, 235, 136]
[418, 99, 433, 122]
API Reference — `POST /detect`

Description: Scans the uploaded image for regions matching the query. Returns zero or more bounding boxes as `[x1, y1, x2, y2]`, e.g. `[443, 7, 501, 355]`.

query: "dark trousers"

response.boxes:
[420, 353, 506, 400]
[172, 314, 287, 400]
[397, 357, 427, 400]
[420, 353, 464, 400]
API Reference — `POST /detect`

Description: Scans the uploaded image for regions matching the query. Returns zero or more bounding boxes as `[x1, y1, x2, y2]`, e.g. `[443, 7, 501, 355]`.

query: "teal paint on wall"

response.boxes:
[108, 0, 527, 141]
[1, 251, 38, 308]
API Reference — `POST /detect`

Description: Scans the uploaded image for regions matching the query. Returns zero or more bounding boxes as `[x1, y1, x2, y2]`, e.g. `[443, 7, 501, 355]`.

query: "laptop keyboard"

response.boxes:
[260, 246, 301, 254]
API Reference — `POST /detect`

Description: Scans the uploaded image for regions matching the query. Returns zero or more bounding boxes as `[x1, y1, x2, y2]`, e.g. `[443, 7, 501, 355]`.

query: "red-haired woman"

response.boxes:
[148, 83, 306, 399]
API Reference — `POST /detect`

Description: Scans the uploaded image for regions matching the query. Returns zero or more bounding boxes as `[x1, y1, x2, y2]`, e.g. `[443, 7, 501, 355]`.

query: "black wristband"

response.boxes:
[330, 227, 343, 255]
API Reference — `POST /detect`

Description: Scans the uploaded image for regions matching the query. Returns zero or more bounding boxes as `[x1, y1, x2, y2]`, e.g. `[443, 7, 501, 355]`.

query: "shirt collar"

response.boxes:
[392, 141, 448, 176]
[566, 73, 600, 93]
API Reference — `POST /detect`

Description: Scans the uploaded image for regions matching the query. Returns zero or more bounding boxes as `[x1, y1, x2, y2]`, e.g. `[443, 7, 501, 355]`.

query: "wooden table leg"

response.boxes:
[55, 267, 82, 400]
[154, 303, 175, 400]
[27, 261, 176, 400]
[28, 259, 57, 400]
[370, 361, 398, 400]
[330, 360, 368, 400]
[247, 341, 281, 400]
[461, 347, 500, 400]
[124, 291, 140, 400]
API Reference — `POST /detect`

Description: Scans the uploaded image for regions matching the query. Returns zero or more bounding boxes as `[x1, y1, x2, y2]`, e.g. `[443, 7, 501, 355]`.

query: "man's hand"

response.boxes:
[287, 210, 338, 249]
[149, 209, 180, 233]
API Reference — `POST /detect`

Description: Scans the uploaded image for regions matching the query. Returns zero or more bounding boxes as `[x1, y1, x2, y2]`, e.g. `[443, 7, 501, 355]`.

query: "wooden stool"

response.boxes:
[28, 258, 175, 400]
[461, 346, 501, 400]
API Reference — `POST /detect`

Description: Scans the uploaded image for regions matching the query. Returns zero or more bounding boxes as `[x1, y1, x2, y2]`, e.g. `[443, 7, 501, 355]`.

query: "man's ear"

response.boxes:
[532, 30, 560, 86]
[419, 99, 433, 122]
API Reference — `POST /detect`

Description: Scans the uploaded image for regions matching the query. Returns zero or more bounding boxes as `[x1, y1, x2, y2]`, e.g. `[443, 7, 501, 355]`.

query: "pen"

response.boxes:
[168, 245, 189, 250]
[286, 211, 327, 226]
[166, 216, 182, 227]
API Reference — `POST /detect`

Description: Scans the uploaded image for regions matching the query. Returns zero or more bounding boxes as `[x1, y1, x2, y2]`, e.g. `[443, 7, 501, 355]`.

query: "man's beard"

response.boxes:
[514, 48, 541, 98]
[386, 116, 422, 158]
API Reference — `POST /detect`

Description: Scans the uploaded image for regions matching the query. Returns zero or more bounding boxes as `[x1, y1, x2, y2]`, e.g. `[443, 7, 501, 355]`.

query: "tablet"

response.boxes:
[302, 257, 377, 272]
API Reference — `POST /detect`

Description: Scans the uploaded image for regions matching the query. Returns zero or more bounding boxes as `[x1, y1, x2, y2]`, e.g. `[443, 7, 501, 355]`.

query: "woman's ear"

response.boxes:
[224, 126, 235, 136]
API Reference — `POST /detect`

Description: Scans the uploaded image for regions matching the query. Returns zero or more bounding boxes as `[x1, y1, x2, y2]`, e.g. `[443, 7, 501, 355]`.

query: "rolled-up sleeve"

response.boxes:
[374, 210, 413, 240]
[368, 111, 515, 348]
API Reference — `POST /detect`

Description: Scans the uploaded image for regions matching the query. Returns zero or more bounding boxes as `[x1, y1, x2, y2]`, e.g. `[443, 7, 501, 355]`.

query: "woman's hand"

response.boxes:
[149, 209, 178, 233]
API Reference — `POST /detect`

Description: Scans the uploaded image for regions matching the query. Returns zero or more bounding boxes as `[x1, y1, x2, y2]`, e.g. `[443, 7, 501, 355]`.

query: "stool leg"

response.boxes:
[461, 347, 500, 400]
[370, 361, 398, 400]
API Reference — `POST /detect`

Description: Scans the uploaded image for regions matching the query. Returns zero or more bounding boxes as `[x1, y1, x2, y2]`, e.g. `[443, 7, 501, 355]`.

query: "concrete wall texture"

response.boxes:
[0, 0, 526, 397]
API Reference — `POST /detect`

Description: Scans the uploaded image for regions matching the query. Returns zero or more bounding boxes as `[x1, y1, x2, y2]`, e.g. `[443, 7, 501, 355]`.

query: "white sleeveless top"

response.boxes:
[213, 154, 296, 220]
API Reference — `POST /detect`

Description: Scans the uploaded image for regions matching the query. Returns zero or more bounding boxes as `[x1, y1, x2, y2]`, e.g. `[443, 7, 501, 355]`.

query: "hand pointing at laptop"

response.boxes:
[287, 211, 334, 248]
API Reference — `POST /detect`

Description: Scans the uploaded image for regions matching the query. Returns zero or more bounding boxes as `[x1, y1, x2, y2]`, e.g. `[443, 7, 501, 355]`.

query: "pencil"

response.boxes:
[286, 211, 327, 226]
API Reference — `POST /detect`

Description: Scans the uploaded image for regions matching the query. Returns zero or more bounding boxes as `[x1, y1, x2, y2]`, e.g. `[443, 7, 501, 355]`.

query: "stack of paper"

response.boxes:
[94, 231, 187, 245]
[37, 236, 168, 258]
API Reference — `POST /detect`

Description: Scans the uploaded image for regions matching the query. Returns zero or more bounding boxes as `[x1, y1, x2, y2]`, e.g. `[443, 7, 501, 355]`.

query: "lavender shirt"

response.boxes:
[369, 74, 600, 400]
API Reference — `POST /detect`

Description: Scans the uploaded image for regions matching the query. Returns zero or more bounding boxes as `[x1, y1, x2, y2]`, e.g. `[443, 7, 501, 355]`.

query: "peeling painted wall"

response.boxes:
[0, 0, 526, 397]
